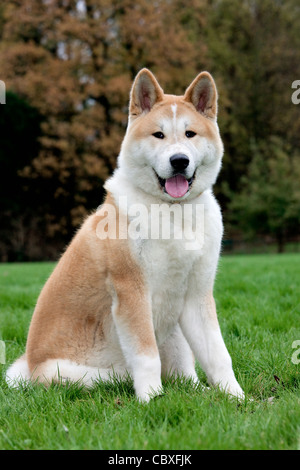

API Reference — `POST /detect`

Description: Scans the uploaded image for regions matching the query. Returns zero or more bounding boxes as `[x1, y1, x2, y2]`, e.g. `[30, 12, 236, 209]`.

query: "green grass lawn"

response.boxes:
[0, 254, 299, 450]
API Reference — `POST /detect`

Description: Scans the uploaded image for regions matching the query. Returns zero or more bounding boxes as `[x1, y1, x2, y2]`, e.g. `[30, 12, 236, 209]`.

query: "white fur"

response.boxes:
[103, 92, 244, 400]
[6, 73, 244, 401]
[34, 359, 120, 387]
[130, 354, 162, 402]
[159, 324, 199, 383]
[104, 175, 244, 400]
[6, 356, 31, 388]
[118, 103, 223, 203]
[6, 357, 126, 388]
[171, 103, 178, 142]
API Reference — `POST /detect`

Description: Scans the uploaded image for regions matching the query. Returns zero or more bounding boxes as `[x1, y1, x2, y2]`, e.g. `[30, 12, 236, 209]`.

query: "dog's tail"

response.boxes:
[6, 355, 120, 388]
[6, 354, 31, 387]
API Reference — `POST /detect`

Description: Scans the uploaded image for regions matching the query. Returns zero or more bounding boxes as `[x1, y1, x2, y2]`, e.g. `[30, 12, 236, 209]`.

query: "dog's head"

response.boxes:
[118, 69, 224, 201]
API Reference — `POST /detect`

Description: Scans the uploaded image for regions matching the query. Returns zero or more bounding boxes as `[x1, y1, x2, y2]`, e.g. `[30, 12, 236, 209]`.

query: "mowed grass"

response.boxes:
[0, 254, 299, 450]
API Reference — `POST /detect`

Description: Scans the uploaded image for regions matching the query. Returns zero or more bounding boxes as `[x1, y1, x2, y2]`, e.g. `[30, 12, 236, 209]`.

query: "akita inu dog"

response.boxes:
[6, 69, 244, 401]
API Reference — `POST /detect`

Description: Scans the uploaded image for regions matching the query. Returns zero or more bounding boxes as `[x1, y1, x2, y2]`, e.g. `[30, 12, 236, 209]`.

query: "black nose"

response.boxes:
[170, 154, 189, 172]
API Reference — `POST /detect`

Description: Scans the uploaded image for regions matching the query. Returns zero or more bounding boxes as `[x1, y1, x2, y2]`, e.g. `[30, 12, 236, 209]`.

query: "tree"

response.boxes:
[0, 0, 199, 259]
[204, 0, 300, 193]
[0, 0, 300, 259]
[0, 92, 42, 260]
[228, 136, 300, 252]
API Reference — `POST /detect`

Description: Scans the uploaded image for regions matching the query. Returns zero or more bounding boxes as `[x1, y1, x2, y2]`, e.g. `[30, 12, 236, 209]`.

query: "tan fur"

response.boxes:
[26, 191, 157, 378]
[25, 74, 219, 378]
[7, 69, 244, 401]
[184, 71, 218, 119]
[130, 69, 164, 116]
[127, 94, 218, 150]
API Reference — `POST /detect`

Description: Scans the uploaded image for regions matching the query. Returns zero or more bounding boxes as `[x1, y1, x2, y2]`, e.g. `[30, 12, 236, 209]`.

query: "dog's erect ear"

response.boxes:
[184, 72, 218, 119]
[129, 69, 164, 117]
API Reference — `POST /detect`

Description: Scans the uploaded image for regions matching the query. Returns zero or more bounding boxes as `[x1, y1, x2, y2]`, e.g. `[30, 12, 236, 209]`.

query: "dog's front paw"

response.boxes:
[208, 366, 245, 401]
[218, 380, 245, 401]
[132, 355, 163, 402]
[135, 376, 163, 403]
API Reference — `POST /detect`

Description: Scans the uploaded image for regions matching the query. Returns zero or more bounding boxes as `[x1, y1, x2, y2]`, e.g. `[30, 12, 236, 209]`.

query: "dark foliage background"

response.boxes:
[0, 0, 299, 260]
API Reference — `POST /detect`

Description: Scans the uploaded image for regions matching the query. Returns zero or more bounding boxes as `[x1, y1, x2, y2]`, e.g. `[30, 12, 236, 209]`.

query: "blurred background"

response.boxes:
[0, 0, 300, 261]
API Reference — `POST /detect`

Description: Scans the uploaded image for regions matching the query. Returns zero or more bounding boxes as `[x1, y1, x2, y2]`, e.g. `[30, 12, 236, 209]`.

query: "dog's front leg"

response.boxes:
[180, 293, 244, 399]
[110, 282, 162, 402]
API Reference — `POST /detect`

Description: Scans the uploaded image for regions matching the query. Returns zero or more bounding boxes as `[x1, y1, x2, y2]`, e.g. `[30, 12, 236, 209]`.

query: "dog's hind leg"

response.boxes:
[159, 324, 199, 383]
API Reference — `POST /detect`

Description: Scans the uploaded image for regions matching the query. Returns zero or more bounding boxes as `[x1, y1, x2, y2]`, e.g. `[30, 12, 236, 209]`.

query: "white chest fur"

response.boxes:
[138, 236, 201, 345]
[105, 172, 223, 345]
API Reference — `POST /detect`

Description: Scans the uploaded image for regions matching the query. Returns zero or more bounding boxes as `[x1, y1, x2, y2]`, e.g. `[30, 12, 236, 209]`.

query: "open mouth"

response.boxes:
[155, 172, 195, 198]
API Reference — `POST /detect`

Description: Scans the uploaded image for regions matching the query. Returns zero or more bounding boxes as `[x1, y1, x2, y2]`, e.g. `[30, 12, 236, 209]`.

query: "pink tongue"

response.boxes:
[165, 174, 189, 198]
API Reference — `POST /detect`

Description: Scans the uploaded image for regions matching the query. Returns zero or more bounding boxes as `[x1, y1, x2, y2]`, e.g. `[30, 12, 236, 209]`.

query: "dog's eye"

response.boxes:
[185, 131, 196, 138]
[152, 132, 165, 139]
